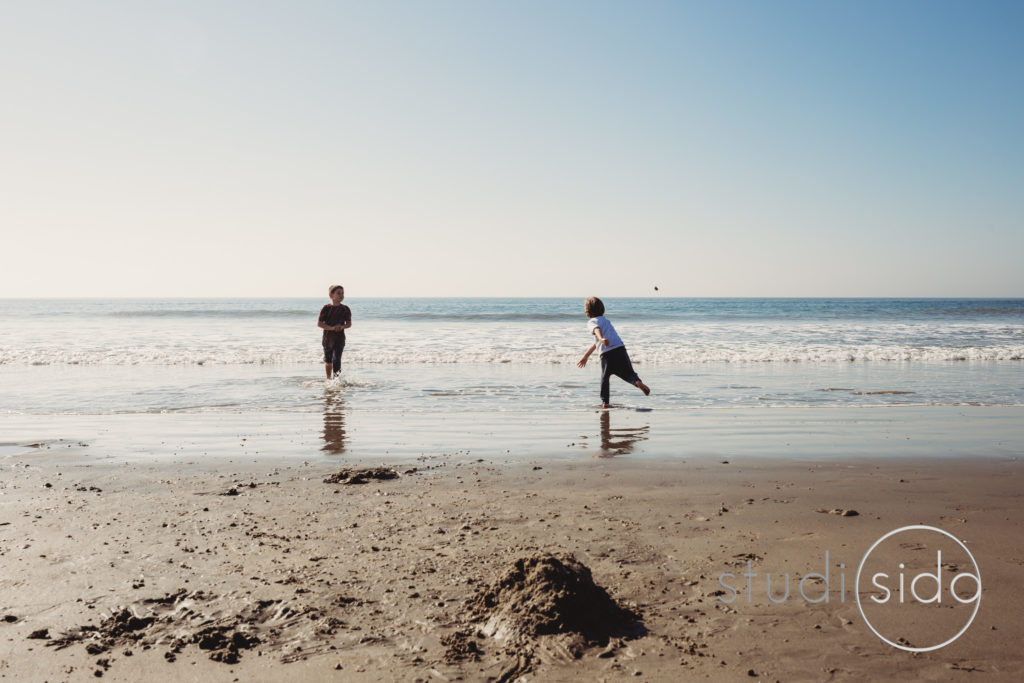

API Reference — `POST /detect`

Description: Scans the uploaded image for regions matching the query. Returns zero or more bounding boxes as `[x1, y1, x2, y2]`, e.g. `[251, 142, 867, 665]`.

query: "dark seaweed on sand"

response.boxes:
[323, 467, 402, 485]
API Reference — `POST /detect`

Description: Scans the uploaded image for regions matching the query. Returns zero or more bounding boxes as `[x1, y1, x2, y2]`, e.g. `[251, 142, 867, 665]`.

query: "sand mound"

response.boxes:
[471, 553, 639, 645]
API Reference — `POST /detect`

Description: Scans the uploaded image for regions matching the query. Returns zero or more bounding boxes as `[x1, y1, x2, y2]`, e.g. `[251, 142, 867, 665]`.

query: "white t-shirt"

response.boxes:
[587, 316, 625, 355]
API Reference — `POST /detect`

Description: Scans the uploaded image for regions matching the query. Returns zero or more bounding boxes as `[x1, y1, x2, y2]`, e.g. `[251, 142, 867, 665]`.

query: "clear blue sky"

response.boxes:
[2, 1, 1021, 297]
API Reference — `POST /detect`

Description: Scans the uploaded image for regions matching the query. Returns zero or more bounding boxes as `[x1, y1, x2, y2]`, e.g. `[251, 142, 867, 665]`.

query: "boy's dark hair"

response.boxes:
[584, 297, 604, 318]
[329, 285, 344, 295]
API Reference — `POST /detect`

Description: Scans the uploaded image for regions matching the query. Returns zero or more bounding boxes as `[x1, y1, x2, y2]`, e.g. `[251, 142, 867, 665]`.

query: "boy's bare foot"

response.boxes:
[636, 381, 650, 396]
[601, 403, 611, 409]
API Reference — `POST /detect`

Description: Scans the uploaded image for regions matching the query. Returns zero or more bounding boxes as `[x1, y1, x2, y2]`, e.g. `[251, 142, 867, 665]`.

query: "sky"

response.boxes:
[2, 0, 1022, 298]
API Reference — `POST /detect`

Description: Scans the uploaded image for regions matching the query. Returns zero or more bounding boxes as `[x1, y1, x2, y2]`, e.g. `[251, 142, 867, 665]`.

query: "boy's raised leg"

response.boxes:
[636, 380, 650, 396]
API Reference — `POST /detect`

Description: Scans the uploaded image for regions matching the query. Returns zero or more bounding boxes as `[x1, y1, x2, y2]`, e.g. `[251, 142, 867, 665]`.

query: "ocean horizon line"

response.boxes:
[3, 295, 1022, 301]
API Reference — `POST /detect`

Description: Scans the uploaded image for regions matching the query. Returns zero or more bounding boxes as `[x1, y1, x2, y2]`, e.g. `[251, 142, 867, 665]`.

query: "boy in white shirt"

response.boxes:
[577, 297, 651, 408]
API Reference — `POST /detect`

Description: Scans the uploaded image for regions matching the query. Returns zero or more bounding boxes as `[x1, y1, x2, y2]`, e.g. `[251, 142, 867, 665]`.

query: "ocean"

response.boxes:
[2, 298, 1022, 461]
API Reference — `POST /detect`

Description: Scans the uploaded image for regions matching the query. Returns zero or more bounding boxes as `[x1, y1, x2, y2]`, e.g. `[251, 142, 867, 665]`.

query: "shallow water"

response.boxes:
[2, 298, 1021, 462]
[1, 361, 1022, 417]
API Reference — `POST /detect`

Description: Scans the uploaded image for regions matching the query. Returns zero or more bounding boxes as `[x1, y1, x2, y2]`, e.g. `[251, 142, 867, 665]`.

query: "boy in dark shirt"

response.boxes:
[318, 285, 352, 379]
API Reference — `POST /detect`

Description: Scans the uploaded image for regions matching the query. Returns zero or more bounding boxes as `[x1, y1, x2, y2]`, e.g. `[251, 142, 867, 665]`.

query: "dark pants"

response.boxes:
[600, 346, 641, 404]
[323, 338, 345, 374]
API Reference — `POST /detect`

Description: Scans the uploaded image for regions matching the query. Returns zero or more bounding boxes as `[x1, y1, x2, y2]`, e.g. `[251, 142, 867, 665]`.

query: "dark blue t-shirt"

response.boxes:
[319, 304, 351, 344]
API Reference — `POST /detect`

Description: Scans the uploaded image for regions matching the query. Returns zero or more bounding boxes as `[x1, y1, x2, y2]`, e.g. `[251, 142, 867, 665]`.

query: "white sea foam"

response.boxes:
[1, 306, 1021, 366]
[2, 341, 1022, 366]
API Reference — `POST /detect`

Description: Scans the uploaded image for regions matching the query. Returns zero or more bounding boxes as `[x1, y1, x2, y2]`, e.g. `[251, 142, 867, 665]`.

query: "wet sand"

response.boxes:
[2, 447, 1023, 681]
[2, 404, 1021, 464]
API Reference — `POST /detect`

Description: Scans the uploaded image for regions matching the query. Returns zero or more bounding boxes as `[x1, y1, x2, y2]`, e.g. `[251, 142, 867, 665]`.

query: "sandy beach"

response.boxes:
[2, 434, 1022, 681]
[4, 0, 1022, 675]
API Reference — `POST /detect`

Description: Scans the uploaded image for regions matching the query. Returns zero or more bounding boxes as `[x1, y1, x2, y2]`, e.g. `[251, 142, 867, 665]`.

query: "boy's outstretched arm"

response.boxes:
[577, 342, 597, 368]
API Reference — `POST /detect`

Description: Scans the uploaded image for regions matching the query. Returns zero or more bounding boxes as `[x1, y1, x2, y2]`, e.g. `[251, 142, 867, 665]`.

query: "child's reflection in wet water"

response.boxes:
[597, 409, 650, 457]
[322, 386, 347, 454]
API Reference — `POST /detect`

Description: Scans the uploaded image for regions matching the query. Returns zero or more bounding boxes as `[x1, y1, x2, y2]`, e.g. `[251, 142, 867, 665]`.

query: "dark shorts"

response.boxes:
[323, 336, 345, 367]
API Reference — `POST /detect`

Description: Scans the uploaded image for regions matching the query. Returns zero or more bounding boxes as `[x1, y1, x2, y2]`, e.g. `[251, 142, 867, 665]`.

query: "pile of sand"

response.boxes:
[460, 553, 642, 680]
[471, 553, 639, 644]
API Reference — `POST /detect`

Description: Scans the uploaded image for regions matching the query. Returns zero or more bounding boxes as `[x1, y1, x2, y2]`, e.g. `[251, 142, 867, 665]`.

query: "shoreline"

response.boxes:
[1, 450, 1022, 680]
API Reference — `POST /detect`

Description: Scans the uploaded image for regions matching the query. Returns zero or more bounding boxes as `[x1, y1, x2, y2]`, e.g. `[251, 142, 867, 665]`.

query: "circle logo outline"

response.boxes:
[855, 524, 981, 653]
